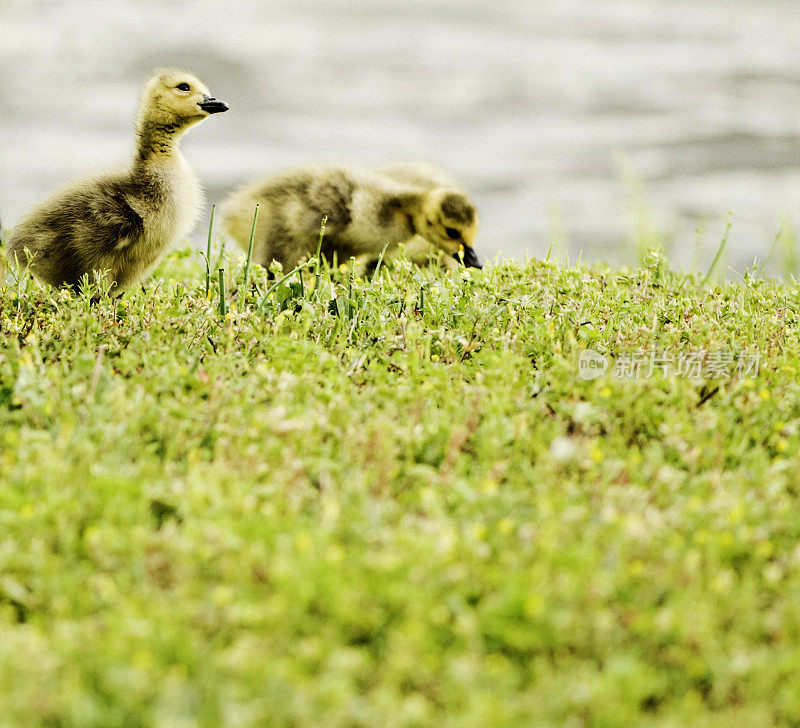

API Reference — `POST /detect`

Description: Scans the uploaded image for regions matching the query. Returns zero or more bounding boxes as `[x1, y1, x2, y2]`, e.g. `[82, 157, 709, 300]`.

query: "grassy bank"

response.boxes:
[2, 247, 800, 727]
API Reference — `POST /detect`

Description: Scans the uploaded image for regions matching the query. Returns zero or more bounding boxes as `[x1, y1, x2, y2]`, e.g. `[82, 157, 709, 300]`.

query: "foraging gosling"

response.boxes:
[7, 68, 228, 292]
[371, 161, 481, 268]
[219, 162, 480, 271]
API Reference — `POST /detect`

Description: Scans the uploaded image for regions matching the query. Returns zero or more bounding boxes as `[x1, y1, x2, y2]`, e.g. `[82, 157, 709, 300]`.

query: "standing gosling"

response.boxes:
[219, 162, 480, 271]
[7, 68, 228, 292]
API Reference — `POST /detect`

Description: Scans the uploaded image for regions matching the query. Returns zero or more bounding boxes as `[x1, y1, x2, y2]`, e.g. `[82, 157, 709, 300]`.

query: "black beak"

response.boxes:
[457, 245, 482, 269]
[199, 95, 229, 114]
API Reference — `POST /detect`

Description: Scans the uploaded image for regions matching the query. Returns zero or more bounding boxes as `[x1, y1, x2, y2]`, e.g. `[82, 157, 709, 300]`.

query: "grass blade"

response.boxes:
[313, 216, 327, 299]
[349, 256, 355, 319]
[702, 215, 732, 285]
[242, 205, 259, 300]
[204, 205, 215, 297]
[755, 226, 782, 275]
[371, 242, 390, 284]
[218, 268, 227, 317]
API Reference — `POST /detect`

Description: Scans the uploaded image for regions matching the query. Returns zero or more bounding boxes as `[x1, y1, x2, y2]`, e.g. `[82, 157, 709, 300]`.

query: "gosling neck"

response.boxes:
[135, 119, 187, 163]
[395, 192, 427, 234]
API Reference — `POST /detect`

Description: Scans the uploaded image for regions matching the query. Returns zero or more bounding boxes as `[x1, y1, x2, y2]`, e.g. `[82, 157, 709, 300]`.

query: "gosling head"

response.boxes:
[415, 189, 481, 268]
[137, 68, 228, 135]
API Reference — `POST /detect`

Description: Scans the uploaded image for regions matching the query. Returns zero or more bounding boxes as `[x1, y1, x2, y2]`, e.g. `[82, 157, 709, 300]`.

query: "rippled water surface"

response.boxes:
[2, 0, 800, 271]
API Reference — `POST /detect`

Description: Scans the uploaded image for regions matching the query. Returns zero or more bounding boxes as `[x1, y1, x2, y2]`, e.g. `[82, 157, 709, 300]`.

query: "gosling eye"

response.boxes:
[445, 227, 461, 240]
[176, 82, 191, 92]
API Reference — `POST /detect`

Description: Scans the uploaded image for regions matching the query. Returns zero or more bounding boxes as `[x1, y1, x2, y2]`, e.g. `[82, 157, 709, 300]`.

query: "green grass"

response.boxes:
[2, 246, 800, 727]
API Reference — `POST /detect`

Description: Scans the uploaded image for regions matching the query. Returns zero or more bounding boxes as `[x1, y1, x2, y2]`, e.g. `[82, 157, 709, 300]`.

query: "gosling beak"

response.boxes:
[199, 95, 229, 114]
[457, 245, 482, 269]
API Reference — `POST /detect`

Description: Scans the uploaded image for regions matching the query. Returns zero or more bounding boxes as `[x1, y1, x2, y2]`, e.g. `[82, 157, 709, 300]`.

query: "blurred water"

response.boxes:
[2, 0, 800, 272]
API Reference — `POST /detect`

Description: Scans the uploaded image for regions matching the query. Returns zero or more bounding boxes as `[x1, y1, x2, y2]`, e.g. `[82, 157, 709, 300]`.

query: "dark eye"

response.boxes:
[445, 227, 460, 240]
[176, 82, 191, 92]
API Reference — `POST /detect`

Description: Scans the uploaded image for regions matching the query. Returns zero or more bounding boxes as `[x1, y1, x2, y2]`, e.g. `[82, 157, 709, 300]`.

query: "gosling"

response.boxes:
[6, 68, 228, 293]
[219, 162, 480, 272]
[371, 161, 480, 268]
